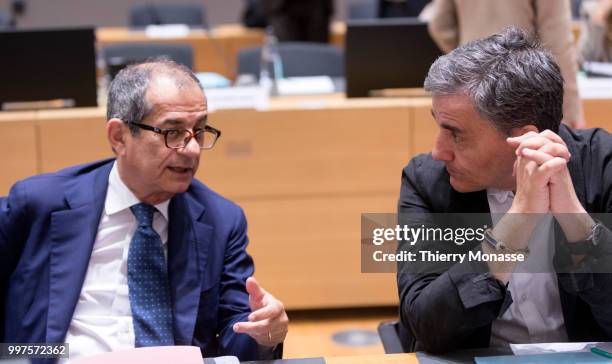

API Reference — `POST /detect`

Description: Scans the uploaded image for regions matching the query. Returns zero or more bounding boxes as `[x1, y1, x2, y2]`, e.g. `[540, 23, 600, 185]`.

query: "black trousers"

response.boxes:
[380, 0, 431, 17]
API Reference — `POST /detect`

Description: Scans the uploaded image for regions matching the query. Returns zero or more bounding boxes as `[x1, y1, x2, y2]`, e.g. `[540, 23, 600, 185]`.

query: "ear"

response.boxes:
[107, 118, 128, 156]
[509, 124, 539, 138]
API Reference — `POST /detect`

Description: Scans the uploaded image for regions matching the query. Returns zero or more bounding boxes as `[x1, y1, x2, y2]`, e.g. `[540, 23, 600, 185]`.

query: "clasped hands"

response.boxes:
[502, 129, 596, 255]
[507, 129, 585, 215]
[233, 277, 289, 347]
[485, 130, 594, 277]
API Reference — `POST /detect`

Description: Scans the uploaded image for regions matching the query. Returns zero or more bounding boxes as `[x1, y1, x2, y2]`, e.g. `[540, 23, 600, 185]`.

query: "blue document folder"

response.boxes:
[475, 351, 611, 363]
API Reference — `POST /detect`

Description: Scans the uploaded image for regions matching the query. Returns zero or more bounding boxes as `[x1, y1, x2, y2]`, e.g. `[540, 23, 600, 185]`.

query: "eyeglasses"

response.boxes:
[126, 121, 221, 149]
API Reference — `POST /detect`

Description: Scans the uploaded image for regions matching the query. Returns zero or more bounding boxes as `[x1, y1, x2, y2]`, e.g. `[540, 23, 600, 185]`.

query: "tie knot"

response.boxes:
[130, 203, 156, 227]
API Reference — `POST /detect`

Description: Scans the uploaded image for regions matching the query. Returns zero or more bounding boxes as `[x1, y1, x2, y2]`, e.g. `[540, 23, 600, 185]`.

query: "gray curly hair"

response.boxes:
[424, 26, 564, 134]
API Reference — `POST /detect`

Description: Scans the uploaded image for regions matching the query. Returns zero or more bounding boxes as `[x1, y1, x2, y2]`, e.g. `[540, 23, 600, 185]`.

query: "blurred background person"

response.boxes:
[261, 0, 334, 42]
[0, 0, 25, 29]
[427, 0, 585, 127]
[242, 0, 267, 28]
[578, 0, 612, 63]
[379, 0, 431, 17]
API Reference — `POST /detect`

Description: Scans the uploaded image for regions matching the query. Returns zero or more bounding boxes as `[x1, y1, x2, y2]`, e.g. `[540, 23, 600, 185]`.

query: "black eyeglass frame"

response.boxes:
[125, 121, 222, 150]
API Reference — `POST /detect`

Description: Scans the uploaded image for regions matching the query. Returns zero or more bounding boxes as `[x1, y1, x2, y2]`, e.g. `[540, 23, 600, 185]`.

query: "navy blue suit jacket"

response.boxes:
[0, 159, 265, 362]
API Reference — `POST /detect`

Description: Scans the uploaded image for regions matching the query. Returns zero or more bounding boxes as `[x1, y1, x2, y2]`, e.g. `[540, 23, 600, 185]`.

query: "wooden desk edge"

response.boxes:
[324, 353, 418, 364]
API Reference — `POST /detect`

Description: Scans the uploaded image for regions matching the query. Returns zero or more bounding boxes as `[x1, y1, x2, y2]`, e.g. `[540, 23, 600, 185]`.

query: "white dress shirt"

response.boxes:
[486, 189, 568, 347]
[63, 162, 170, 361]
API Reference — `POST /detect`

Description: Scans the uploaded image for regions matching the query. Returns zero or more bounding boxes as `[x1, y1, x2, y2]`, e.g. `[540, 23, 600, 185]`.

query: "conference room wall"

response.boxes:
[0, 0, 350, 28]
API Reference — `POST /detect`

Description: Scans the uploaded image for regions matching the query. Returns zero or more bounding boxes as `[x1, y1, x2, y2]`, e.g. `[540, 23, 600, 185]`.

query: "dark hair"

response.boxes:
[106, 57, 202, 134]
[424, 26, 564, 134]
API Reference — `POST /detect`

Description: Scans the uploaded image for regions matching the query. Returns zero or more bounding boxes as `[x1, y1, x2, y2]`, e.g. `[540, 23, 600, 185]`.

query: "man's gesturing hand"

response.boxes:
[233, 277, 289, 347]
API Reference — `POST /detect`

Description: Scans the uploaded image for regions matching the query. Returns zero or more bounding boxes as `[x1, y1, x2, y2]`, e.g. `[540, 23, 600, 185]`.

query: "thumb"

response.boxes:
[246, 276, 266, 309]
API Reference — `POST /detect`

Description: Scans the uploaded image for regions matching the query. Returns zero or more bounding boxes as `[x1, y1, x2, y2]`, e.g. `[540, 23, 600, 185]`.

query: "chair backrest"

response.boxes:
[377, 321, 405, 354]
[102, 43, 194, 79]
[237, 42, 344, 78]
[347, 0, 378, 20]
[377, 320, 416, 353]
[129, 4, 207, 28]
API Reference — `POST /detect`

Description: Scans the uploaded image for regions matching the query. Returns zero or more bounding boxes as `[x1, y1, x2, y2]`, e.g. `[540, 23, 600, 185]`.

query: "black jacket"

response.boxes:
[261, 0, 333, 16]
[397, 125, 612, 353]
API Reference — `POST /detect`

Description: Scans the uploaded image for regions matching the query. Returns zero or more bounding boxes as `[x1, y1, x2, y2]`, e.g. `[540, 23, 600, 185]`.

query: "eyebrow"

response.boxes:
[159, 115, 208, 128]
[430, 109, 462, 134]
[440, 123, 462, 134]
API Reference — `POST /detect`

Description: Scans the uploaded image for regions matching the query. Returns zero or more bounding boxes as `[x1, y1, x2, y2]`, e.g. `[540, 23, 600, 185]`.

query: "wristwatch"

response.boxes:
[483, 228, 530, 257]
[565, 221, 604, 255]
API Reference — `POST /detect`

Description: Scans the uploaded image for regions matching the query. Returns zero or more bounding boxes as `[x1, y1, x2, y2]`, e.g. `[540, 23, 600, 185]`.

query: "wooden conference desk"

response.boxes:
[249, 354, 418, 363]
[324, 353, 418, 364]
[1, 94, 610, 310]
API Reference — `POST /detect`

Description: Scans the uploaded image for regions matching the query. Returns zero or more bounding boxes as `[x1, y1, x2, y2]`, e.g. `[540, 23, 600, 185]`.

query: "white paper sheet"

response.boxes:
[145, 24, 190, 38]
[578, 73, 612, 99]
[205, 86, 269, 111]
[277, 76, 335, 95]
[510, 342, 600, 355]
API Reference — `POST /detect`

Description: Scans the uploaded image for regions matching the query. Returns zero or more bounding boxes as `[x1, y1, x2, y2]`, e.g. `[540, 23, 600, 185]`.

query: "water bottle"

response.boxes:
[259, 26, 284, 96]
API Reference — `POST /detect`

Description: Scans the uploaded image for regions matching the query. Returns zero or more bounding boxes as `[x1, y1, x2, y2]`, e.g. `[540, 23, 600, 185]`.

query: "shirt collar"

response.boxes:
[105, 162, 170, 221]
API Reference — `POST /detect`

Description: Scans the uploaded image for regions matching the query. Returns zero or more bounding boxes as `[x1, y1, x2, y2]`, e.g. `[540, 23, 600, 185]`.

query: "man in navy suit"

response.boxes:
[0, 59, 288, 362]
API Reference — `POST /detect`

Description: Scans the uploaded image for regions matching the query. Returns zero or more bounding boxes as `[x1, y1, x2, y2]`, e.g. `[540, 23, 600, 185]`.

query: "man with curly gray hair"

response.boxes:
[397, 27, 612, 353]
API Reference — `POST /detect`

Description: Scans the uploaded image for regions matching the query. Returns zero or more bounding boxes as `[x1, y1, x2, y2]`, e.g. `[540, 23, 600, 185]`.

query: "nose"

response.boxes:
[179, 136, 201, 158]
[431, 132, 453, 162]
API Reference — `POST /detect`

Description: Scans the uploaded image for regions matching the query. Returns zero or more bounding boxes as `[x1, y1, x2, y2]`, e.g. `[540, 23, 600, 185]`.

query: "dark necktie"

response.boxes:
[128, 203, 174, 347]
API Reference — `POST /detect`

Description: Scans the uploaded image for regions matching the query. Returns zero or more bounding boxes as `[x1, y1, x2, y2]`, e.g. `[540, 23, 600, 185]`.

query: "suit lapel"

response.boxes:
[46, 163, 112, 343]
[167, 192, 213, 345]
